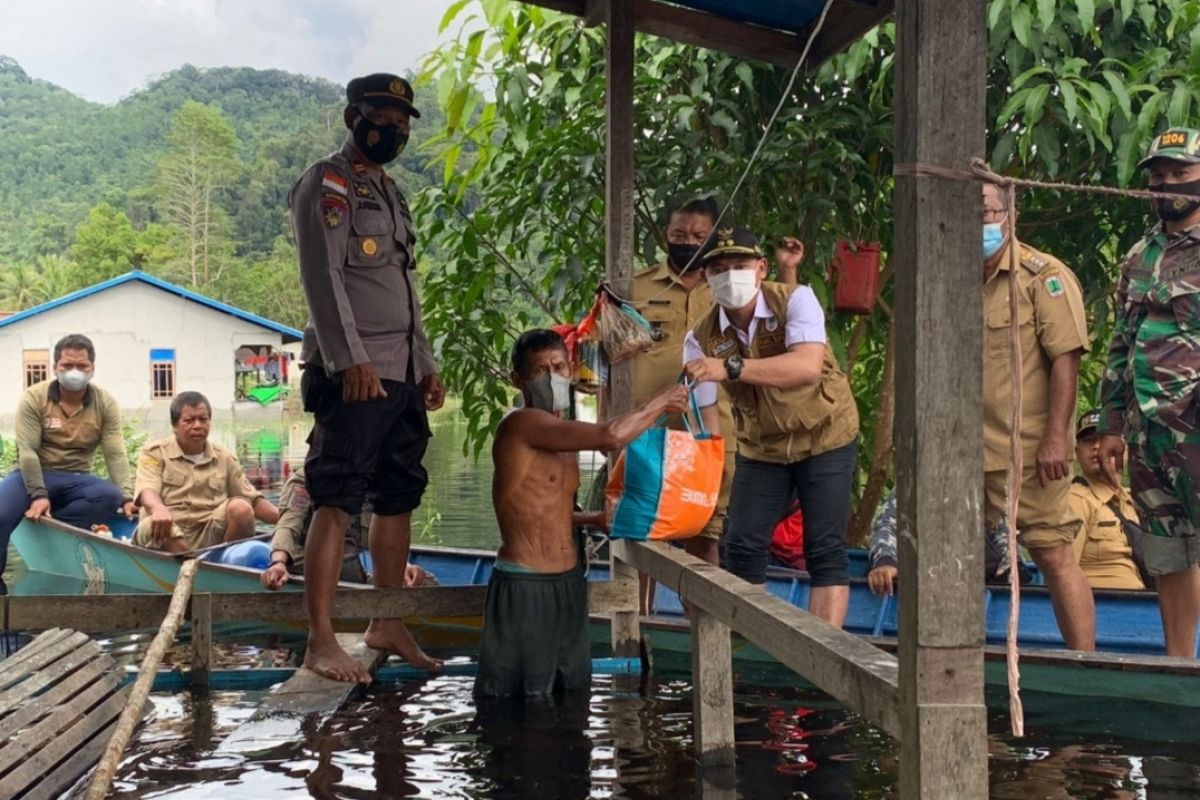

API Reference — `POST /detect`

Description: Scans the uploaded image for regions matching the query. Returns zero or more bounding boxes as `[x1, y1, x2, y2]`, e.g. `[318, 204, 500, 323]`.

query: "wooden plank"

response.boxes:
[613, 540, 900, 735]
[21, 716, 119, 800]
[0, 628, 72, 680]
[0, 631, 90, 691]
[690, 609, 735, 766]
[0, 661, 123, 776]
[6, 581, 633, 633]
[217, 633, 385, 754]
[190, 593, 213, 688]
[609, 554, 642, 658]
[0, 683, 131, 798]
[0, 641, 108, 718]
[0, 660, 116, 744]
[893, 0, 988, 795]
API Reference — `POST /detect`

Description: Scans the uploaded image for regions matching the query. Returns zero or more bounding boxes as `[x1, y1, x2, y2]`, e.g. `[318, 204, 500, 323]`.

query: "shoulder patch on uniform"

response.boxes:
[1019, 247, 1048, 275]
[321, 170, 348, 195]
[289, 485, 310, 511]
[1044, 275, 1065, 297]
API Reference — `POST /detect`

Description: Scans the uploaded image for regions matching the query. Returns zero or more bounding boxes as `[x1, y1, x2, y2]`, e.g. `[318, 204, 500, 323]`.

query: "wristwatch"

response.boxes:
[724, 354, 744, 381]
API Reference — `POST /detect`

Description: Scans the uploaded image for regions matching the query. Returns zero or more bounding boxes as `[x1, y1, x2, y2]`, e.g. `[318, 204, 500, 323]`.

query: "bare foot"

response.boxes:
[304, 633, 372, 684]
[364, 618, 443, 672]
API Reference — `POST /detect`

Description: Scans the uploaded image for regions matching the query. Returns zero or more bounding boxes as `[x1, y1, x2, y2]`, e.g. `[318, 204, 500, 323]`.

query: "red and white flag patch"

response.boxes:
[321, 171, 348, 195]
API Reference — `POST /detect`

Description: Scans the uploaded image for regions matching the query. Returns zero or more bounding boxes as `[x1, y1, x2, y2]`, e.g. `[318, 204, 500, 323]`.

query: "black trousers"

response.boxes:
[724, 439, 858, 586]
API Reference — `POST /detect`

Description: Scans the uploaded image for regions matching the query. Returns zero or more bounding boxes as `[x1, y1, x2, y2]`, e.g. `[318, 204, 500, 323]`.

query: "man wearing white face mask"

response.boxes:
[478, 329, 688, 696]
[981, 182, 1092, 650]
[0, 334, 135, 590]
[683, 228, 859, 627]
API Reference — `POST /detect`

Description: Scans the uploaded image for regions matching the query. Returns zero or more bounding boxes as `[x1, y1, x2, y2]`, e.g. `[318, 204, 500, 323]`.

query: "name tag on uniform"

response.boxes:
[648, 299, 672, 306]
[45, 416, 63, 430]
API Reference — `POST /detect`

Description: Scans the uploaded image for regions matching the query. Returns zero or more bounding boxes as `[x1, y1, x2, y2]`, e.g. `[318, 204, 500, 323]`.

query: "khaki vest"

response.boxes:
[693, 281, 859, 463]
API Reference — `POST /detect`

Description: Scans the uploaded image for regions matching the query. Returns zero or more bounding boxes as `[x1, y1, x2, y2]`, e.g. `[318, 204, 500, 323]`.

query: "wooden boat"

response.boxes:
[11, 518, 1200, 705]
[8, 516, 293, 595]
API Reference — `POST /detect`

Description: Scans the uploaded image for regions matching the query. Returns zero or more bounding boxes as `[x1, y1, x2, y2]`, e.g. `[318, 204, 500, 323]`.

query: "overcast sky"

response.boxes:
[0, 0, 462, 103]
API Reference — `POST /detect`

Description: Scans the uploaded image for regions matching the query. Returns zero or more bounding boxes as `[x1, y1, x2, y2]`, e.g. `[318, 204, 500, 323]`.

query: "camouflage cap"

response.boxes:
[700, 227, 764, 265]
[1137, 127, 1200, 169]
[1076, 409, 1102, 439]
[346, 73, 421, 118]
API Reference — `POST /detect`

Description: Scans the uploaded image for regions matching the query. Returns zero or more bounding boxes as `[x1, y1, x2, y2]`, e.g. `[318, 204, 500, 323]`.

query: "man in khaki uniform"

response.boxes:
[632, 196, 805, 569]
[134, 391, 279, 553]
[982, 182, 1092, 648]
[1069, 410, 1146, 590]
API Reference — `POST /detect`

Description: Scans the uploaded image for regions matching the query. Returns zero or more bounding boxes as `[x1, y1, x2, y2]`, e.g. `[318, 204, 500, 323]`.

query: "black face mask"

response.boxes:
[1150, 179, 1200, 222]
[667, 242, 701, 273]
[353, 117, 409, 164]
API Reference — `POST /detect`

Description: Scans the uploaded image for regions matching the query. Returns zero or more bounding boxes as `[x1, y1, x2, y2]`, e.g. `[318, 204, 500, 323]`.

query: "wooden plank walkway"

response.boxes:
[0, 628, 136, 800]
[218, 633, 385, 754]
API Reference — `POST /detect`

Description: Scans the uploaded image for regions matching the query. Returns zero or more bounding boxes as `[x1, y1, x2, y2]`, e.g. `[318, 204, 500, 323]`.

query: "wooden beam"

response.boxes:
[613, 540, 900, 736]
[3, 581, 637, 633]
[521, 0, 894, 69]
[893, 0, 988, 795]
[690, 608, 735, 765]
[190, 593, 213, 688]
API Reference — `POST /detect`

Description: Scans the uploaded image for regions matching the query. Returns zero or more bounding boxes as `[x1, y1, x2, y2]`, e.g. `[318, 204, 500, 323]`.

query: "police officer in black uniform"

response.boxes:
[292, 73, 444, 683]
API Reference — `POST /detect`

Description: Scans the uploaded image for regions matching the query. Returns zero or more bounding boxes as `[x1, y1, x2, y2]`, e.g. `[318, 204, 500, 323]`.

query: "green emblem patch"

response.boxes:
[1045, 276, 1064, 298]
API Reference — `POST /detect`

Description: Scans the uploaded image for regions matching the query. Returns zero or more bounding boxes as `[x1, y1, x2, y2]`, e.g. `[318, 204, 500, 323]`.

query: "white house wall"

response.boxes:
[0, 281, 286, 429]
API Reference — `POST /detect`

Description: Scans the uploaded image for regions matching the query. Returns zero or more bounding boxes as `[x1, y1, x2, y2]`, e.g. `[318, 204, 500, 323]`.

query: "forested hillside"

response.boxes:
[0, 57, 444, 327]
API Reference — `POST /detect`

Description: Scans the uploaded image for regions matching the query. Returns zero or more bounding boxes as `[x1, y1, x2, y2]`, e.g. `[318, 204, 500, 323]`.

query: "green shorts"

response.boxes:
[474, 563, 591, 698]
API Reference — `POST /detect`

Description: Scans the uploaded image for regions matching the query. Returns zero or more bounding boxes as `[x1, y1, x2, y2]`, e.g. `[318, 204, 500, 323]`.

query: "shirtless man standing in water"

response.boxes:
[475, 329, 689, 697]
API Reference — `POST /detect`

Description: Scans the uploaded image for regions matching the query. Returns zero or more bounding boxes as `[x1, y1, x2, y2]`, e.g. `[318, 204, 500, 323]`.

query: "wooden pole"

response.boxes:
[690, 608, 735, 766]
[86, 558, 199, 800]
[602, 0, 641, 659]
[189, 592, 212, 689]
[893, 0, 989, 797]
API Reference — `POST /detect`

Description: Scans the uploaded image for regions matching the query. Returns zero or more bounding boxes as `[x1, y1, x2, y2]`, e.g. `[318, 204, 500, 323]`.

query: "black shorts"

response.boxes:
[474, 565, 591, 698]
[302, 369, 430, 516]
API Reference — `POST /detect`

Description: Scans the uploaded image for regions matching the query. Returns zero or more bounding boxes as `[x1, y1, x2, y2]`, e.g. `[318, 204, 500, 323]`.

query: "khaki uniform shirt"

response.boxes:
[1068, 477, 1145, 590]
[270, 468, 370, 562]
[982, 241, 1090, 472]
[631, 264, 735, 450]
[291, 140, 437, 383]
[14, 380, 132, 500]
[134, 437, 262, 532]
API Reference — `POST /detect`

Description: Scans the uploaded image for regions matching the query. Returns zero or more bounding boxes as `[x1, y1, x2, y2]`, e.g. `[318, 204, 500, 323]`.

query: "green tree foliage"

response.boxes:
[68, 202, 138, 284]
[154, 101, 242, 288]
[416, 0, 1200, 520]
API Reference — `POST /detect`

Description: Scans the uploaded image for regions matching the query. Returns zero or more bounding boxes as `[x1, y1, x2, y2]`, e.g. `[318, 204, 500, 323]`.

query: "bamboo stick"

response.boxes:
[85, 558, 199, 800]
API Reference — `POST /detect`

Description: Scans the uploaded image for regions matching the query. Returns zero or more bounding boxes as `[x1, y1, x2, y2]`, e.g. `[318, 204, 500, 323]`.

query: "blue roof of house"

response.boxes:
[0, 271, 304, 343]
[669, 0, 825, 33]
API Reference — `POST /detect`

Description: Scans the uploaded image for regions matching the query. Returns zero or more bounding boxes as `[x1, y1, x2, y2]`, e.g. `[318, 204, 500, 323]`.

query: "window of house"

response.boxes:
[23, 349, 49, 388]
[150, 349, 176, 399]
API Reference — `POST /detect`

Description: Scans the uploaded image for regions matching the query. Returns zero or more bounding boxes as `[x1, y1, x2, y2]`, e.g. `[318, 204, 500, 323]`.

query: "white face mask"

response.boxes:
[56, 369, 91, 392]
[708, 269, 760, 310]
[526, 372, 571, 413]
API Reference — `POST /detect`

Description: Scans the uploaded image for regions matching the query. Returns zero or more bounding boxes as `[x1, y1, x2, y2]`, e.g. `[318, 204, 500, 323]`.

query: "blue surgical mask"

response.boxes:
[983, 223, 1006, 259]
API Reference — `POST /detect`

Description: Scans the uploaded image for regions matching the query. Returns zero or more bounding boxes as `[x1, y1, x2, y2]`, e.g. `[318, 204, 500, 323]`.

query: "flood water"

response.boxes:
[8, 410, 1200, 797]
[93, 669, 1200, 799]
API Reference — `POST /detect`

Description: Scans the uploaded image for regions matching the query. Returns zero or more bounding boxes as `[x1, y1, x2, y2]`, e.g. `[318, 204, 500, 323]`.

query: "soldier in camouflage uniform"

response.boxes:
[1098, 127, 1200, 658]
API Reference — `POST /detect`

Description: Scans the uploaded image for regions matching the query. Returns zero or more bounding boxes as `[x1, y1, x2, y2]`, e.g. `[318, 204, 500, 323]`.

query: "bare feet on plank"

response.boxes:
[364, 618, 443, 672]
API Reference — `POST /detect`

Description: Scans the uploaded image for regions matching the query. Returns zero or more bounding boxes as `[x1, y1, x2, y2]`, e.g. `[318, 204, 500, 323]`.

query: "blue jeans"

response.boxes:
[725, 440, 858, 586]
[0, 469, 125, 576]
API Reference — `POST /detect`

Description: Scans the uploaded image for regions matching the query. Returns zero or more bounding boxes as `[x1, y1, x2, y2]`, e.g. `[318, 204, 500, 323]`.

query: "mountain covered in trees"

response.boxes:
[0, 57, 443, 327]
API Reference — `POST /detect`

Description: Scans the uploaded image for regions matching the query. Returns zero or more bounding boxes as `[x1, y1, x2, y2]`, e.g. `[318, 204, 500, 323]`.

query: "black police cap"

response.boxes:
[346, 73, 421, 118]
[700, 227, 765, 265]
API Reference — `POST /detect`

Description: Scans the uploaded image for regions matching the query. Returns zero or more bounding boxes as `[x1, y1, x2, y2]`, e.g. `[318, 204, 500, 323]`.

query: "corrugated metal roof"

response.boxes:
[0, 271, 303, 343]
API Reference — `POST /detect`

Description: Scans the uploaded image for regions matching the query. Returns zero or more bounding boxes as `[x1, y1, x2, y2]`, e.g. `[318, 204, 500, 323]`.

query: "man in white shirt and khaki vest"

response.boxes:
[684, 227, 859, 627]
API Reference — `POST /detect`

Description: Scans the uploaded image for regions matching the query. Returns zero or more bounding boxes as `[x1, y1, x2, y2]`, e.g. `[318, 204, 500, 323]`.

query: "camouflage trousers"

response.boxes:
[1128, 418, 1200, 574]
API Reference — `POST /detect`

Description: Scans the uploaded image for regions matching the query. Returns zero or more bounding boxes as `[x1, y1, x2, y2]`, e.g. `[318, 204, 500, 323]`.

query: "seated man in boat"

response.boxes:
[476, 328, 688, 697]
[1069, 410, 1149, 591]
[133, 391, 279, 554]
[260, 465, 432, 589]
[0, 334, 136, 588]
[866, 490, 1025, 596]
